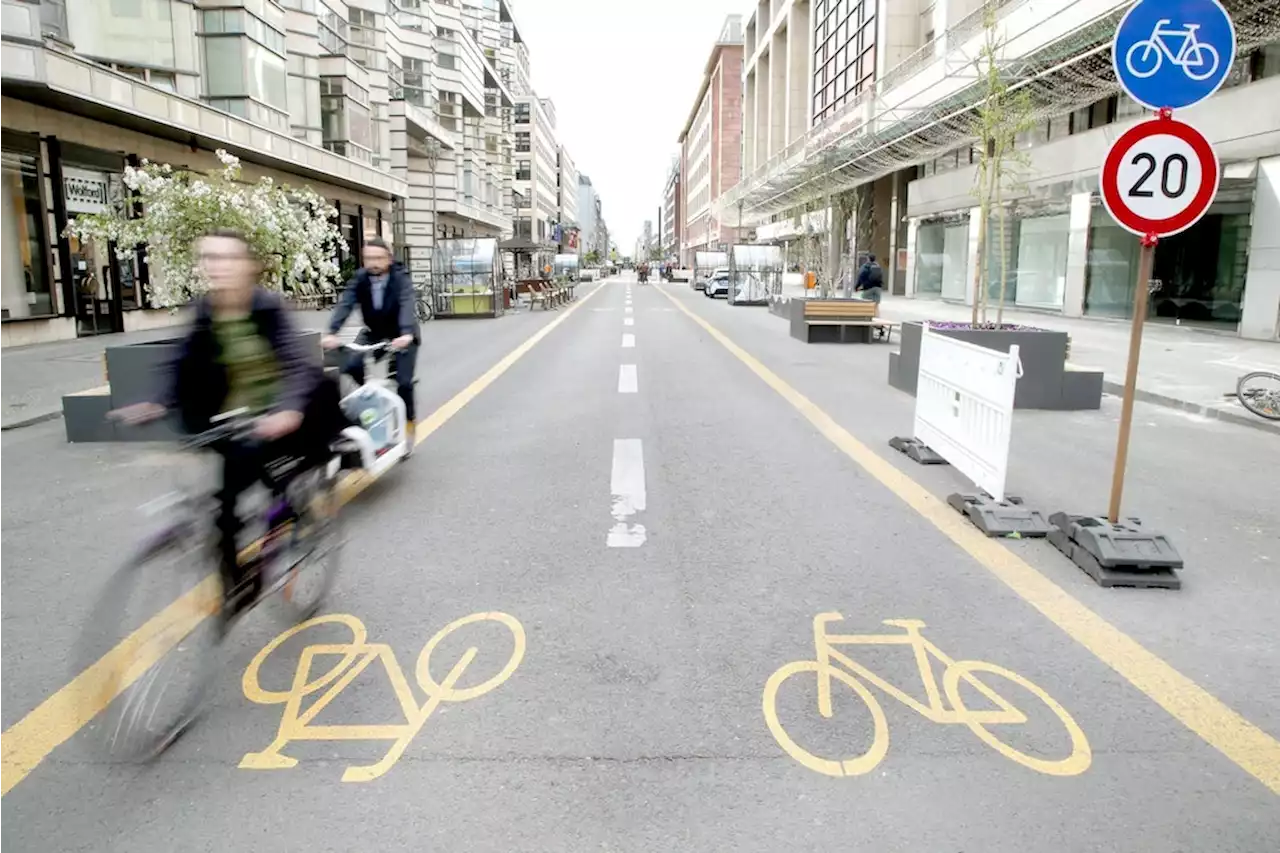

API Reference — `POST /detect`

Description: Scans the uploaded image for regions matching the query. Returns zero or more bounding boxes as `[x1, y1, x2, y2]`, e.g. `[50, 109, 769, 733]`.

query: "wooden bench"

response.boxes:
[789, 299, 897, 344]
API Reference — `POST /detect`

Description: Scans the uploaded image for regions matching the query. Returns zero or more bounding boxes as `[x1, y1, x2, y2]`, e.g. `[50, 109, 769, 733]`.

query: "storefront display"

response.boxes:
[1, 141, 54, 320]
[1014, 214, 1070, 310]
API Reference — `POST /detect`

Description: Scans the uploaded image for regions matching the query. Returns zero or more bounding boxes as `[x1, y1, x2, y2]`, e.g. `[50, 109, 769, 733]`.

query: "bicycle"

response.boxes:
[414, 282, 434, 322]
[1230, 371, 1280, 421]
[763, 614, 1091, 778]
[1125, 19, 1221, 82]
[77, 410, 348, 761]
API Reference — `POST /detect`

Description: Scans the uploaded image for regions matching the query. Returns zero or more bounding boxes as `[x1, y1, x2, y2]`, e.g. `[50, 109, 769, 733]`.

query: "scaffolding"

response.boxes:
[718, 0, 1280, 224]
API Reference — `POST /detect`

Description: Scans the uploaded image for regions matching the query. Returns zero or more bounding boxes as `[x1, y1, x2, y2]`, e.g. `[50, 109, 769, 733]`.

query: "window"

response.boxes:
[515, 131, 530, 152]
[516, 159, 531, 180]
[247, 42, 288, 109]
[514, 102, 530, 123]
[1, 143, 54, 318]
[319, 9, 348, 55]
[204, 37, 247, 96]
[437, 52, 457, 70]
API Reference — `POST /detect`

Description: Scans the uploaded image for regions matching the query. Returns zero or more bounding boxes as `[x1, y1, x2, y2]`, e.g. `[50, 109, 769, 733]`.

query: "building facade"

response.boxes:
[726, 0, 1280, 341]
[0, 0, 585, 346]
[556, 143, 578, 251]
[512, 93, 559, 244]
[577, 173, 602, 256]
[677, 14, 744, 266]
[662, 158, 681, 261]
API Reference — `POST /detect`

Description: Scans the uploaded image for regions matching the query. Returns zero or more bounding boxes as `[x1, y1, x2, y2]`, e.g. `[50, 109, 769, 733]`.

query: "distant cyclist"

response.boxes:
[321, 238, 420, 452]
[113, 228, 344, 621]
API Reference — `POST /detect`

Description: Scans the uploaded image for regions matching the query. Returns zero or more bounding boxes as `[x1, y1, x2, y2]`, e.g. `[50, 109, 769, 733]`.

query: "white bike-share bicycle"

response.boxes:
[335, 334, 410, 477]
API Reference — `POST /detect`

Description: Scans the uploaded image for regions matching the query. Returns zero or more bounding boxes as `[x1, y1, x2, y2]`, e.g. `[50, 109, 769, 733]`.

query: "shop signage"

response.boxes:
[63, 167, 112, 215]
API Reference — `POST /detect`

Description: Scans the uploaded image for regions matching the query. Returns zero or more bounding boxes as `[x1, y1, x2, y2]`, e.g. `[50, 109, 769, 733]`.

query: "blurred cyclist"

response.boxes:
[321, 238, 419, 452]
[114, 228, 343, 621]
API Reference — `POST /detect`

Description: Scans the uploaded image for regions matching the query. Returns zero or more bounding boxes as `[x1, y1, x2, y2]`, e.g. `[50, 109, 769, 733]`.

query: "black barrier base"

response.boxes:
[888, 436, 948, 465]
[1048, 513, 1183, 590]
[947, 493, 1053, 538]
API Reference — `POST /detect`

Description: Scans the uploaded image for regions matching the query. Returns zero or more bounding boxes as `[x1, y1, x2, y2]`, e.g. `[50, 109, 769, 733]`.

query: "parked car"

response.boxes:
[698, 267, 729, 293]
[704, 269, 730, 298]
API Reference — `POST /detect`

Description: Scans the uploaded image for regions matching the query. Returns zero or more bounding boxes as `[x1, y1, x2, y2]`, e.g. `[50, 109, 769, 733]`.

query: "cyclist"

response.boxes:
[113, 228, 344, 621]
[321, 238, 419, 453]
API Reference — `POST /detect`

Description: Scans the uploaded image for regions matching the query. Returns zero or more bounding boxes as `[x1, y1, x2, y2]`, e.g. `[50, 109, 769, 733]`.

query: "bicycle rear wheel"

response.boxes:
[76, 518, 223, 762]
[1237, 371, 1280, 420]
[272, 463, 344, 621]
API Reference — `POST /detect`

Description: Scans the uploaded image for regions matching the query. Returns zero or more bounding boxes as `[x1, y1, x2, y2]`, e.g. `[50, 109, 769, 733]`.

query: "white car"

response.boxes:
[704, 269, 730, 298]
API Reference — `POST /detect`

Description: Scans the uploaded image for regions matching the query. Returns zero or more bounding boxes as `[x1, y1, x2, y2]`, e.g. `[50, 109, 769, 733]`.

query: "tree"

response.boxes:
[969, 0, 1037, 326]
[66, 150, 341, 307]
[584, 249, 601, 265]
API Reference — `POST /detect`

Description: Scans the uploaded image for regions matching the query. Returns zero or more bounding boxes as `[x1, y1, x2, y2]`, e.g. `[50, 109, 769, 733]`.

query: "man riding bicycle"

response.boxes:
[321, 238, 419, 453]
[114, 229, 344, 621]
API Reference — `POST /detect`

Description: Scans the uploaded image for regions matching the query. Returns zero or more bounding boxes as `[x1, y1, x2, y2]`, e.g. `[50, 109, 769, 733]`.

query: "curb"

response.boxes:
[0, 410, 63, 432]
[1100, 380, 1278, 435]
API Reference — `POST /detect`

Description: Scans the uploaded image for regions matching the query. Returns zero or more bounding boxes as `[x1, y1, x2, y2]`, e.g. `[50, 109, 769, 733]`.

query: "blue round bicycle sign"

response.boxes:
[1112, 0, 1236, 111]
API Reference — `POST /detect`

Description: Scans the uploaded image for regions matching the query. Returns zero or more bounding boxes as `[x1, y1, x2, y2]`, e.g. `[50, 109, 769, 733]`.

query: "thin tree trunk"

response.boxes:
[971, 201, 987, 326]
[995, 187, 1009, 327]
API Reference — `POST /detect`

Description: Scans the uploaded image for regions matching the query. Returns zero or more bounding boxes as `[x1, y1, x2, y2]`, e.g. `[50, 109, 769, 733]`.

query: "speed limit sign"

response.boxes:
[1100, 113, 1219, 238]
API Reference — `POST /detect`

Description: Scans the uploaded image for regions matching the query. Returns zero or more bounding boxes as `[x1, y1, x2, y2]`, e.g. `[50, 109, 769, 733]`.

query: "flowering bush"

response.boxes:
[66, 150, 342, 308]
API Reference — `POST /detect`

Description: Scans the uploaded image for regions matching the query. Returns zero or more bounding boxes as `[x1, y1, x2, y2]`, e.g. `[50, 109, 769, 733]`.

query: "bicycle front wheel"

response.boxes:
[762, 660, 889, 777]
[76, 521, 223, 762]
[943, 660, 1091, 776]
[415, 294, 433, 322]
[274, 464, 344, 621]
[1237, 371, 1280, 420]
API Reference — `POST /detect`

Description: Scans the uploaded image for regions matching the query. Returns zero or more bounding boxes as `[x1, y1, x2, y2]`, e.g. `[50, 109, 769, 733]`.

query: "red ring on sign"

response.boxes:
[1100, 117, 1220, 239]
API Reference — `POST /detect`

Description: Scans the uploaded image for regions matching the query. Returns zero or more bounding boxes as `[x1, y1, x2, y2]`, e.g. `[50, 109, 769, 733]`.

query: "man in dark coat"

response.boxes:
[322, 238, 420, 448]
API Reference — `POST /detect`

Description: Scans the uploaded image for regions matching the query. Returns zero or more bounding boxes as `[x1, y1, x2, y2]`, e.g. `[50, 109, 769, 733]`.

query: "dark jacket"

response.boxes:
[328, 262, 419, 345]
[161, 289, 320, 433]
[856, 261, 884, 290]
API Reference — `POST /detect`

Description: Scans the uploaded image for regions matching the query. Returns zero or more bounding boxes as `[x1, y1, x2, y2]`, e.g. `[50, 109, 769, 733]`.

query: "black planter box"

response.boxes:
[63, 331, 322, 442]
[887, 321, 1102, 410]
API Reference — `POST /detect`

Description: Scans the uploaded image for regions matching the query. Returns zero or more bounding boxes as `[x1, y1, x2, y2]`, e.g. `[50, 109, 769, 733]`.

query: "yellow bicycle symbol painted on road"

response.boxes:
[763, 614, 1091, 777]
[240, 611, 525, 782]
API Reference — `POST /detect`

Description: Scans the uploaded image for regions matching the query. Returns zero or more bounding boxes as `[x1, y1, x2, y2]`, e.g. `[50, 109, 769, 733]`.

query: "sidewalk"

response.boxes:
[876, 295, 1279, 431]
[0, 311, 331, 430]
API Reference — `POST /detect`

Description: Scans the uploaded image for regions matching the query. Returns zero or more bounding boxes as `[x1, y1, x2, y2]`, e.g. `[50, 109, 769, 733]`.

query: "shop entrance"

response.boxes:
[66, 223, 123, 336]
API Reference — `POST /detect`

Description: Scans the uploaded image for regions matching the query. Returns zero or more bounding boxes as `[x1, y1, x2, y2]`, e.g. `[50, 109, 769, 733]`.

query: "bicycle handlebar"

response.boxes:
[342, 341, 390, 354]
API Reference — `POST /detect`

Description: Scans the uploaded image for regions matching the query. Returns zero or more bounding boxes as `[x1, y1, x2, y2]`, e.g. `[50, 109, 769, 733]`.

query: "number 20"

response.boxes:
[1128, 152, 1188, 199]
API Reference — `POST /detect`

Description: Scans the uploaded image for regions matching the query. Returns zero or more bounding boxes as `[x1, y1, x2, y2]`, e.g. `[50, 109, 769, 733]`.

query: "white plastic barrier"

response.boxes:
[913, 325, 1022, 502]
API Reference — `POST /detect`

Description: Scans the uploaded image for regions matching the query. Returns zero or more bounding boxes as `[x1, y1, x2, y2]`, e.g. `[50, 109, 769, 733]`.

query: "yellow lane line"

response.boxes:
[656, 285, 1280, 797]
[0, 284, 604, 798]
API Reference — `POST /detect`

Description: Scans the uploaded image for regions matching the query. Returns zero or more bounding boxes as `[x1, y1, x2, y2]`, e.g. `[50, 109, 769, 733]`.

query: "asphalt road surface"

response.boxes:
[3, 273, 1278, 852]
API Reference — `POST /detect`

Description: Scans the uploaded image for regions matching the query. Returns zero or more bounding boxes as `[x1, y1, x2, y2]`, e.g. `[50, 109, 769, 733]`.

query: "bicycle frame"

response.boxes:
[811, 613, 1024, 725]
[1148, 20, 1203, 62]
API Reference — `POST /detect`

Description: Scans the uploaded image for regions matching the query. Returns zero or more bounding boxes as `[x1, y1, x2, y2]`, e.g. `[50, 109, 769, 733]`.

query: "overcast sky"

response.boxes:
[514, 0, 738, 252]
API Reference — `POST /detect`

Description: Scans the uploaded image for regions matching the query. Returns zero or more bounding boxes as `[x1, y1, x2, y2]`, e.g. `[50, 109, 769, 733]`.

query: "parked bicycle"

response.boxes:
[414, 282, 434, 322]
[1231, 371, 1280, 421]
[77, 410, 347, 761]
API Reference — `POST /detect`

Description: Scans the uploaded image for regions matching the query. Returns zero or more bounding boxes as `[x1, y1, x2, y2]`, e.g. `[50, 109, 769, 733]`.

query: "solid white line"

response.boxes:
[625, 306, 633, 314]
[624, 317, 634, 326]
[607, 438, 646, 547]
[621, 333, 635, 348]
[618, 364, 638, 393]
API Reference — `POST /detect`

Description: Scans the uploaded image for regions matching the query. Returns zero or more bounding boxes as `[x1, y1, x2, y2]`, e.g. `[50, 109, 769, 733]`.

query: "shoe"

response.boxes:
[404, 420, 415, 459]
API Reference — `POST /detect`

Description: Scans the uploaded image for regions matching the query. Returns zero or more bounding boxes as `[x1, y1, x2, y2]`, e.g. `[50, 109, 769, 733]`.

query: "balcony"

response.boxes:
[0, 24, 407, 198]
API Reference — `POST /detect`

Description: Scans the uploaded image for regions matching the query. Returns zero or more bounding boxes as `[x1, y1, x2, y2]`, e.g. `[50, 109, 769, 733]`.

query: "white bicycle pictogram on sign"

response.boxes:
[1125, 19, 1221, 81]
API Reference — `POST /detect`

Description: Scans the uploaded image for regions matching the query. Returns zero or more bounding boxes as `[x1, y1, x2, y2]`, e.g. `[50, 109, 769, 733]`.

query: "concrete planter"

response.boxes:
[63, 331, 322, 442]
[887, 321, 1102, 410]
